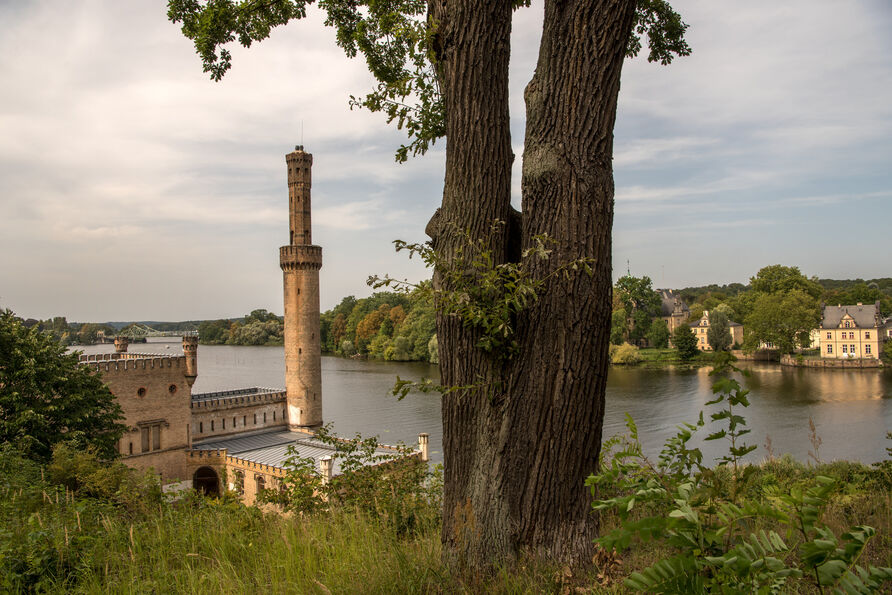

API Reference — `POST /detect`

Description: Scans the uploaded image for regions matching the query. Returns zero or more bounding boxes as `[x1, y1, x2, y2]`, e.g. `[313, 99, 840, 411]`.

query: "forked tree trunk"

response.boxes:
[429, 0, 637, 569]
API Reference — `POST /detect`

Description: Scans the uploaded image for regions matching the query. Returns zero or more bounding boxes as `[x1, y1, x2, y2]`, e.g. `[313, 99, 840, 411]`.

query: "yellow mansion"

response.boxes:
[819, 302, 883, 360]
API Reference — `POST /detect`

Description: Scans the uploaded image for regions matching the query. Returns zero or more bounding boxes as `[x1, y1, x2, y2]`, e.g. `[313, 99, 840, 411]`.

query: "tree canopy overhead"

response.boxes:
[168, 0, 689, 161]
[167, 0, 690, 570]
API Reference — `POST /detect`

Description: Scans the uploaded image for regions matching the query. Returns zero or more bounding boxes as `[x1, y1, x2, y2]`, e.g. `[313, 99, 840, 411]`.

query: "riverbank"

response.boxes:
[781, 353, 885, 369]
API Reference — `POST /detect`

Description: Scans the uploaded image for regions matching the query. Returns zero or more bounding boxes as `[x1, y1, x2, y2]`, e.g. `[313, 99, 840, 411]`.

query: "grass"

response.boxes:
[2, 448, 889, 594]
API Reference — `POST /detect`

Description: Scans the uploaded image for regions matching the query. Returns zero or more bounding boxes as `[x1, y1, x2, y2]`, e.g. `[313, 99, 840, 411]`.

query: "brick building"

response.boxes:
[79, 147, 427, 502]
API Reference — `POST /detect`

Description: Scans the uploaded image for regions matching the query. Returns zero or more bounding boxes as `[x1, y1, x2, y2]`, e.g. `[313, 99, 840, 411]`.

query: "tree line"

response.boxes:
[320, 284, 437, 363]
[197, 309, 283, 346]
[612, 264, 892, 359]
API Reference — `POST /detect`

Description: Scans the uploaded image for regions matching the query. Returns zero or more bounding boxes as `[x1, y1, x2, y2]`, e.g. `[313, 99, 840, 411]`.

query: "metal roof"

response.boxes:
[191, 387, 284, 403]
[192, 429, 403, 475]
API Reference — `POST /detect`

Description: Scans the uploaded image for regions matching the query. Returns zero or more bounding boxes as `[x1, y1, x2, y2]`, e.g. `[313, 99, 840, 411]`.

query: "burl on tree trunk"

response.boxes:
[428, 0, 637, 569]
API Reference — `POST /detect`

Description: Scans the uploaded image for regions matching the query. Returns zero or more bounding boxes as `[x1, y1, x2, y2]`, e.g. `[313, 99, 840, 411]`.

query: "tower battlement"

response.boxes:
[279, 245, 322, 270]
[81, 355, 186, 375]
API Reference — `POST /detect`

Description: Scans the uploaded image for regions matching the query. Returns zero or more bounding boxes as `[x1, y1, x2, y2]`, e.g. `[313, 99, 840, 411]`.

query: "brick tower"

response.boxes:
[279, 145, 323, 429]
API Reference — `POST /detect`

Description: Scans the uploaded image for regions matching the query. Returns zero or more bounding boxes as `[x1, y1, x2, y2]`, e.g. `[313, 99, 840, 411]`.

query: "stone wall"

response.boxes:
[780, 354, 884, 369]
[191, 391, 288, 440]
[81, 354, 193, 482]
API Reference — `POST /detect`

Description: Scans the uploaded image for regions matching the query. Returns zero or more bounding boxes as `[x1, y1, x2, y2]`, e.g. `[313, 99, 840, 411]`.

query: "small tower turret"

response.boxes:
[182, 334, 198, 388]
[114, 335, 129, 353]
[280, 145, 323, 429]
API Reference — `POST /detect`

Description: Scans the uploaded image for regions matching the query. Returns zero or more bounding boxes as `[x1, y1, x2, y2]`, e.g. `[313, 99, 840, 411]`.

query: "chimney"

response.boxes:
[418, 433, 430, 462]
[319, 456, 332, 485]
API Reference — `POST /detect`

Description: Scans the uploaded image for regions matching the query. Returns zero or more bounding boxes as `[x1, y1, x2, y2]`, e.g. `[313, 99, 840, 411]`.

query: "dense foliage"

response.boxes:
[320, 285, 437, 363]
[672, 324, 699, 361]
[16, 316, 116, 346]
[613, 275, 663, 346]
[0, 310, 125, 461]
[706, 310, 732, 352]
[589, 355, 892, 593]
[198, 309, 284, 346]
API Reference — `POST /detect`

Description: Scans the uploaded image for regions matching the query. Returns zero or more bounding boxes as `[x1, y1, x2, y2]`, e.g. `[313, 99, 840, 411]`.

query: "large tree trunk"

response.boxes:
[430, 0, 636, 570]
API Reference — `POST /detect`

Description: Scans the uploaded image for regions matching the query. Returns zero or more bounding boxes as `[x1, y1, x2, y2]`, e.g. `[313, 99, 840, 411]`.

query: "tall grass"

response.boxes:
[2, 445, 889, 593]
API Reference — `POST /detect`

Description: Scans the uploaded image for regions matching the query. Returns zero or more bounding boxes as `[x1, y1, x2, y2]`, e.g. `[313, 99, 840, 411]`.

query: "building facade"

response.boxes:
[689, 310, 744, 351]
[818, 302, 883, 359]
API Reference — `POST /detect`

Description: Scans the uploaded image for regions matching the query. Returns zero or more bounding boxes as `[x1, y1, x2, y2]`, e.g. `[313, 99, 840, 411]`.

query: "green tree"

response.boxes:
[198, 319, 230, 344]
[750, 264, 822, 298]
[0, 310, 126, 462]
[822, 282, 891, 317]
[672, 324, 699, 361]
[615, 275, 662, 344]
[882, 340, 892, 365]
[610, 308, 628, 345]
[646, 318, 670, 349]
[743, 290, 820, 354]
[706, 310, 732, 352]
[168, 0, 690, 567]
[245, 308, 279, 324]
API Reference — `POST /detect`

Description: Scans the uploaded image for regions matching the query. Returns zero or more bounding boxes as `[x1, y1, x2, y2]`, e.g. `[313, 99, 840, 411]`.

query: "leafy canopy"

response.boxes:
[0, 310, 126, 461]
[743, 289, 820, 354]
[167, 0, 690, 161]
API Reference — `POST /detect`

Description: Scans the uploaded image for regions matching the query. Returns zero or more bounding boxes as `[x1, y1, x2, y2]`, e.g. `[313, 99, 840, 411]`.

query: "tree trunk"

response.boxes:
[431, 0, 637, 570]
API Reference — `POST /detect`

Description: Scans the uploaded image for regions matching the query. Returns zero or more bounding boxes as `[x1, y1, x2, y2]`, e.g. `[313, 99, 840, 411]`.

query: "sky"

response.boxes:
[1, 0, 890, 322]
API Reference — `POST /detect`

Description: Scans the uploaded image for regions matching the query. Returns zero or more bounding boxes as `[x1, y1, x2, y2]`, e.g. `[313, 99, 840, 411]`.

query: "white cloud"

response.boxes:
[0, 0, 890, 319]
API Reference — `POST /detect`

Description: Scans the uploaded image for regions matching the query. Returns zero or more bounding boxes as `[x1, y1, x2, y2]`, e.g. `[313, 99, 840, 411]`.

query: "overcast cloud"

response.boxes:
[1, 0, 890, 321]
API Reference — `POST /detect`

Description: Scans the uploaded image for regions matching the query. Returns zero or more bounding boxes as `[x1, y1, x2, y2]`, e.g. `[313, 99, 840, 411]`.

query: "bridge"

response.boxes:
[117, 324, 199, 339]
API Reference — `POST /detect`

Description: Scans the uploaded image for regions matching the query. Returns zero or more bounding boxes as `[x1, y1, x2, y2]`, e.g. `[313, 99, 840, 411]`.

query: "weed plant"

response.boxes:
[589, 353, 892, 593]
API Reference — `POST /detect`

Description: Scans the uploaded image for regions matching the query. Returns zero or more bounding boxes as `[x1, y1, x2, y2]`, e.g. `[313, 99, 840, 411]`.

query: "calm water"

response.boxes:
[77, 340, 892, 464]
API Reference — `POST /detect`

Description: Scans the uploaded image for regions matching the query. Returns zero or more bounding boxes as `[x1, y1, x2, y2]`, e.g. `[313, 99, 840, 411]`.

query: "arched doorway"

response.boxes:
[193, 466, 220, 496]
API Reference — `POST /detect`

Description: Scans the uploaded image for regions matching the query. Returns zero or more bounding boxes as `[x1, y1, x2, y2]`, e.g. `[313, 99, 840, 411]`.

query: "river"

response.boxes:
[76, 340, 892, 464]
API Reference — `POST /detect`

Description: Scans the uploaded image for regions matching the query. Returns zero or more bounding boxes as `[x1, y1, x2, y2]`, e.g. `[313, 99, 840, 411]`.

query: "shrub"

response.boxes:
[260, 425, 441, 536]
[611, 343, 642, 365]
[339, 339, 356, 356]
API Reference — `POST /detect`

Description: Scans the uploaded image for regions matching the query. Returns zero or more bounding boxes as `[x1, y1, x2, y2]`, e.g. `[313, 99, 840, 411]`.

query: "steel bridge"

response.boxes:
[117, 324, 198, 339]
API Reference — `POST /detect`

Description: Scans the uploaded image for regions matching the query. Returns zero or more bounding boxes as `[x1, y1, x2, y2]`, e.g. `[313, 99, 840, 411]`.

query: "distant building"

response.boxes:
[819, 302, 883, 359]
[689, 310, 744, 351]
[658, 289, 690, 337]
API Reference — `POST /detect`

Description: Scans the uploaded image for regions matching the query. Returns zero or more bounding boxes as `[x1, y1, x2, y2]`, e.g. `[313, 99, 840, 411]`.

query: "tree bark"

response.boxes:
[431, 0, 637, 570]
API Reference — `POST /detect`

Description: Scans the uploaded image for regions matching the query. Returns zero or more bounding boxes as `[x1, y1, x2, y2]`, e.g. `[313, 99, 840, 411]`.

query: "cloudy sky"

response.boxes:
[1, 0, 890, 322]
